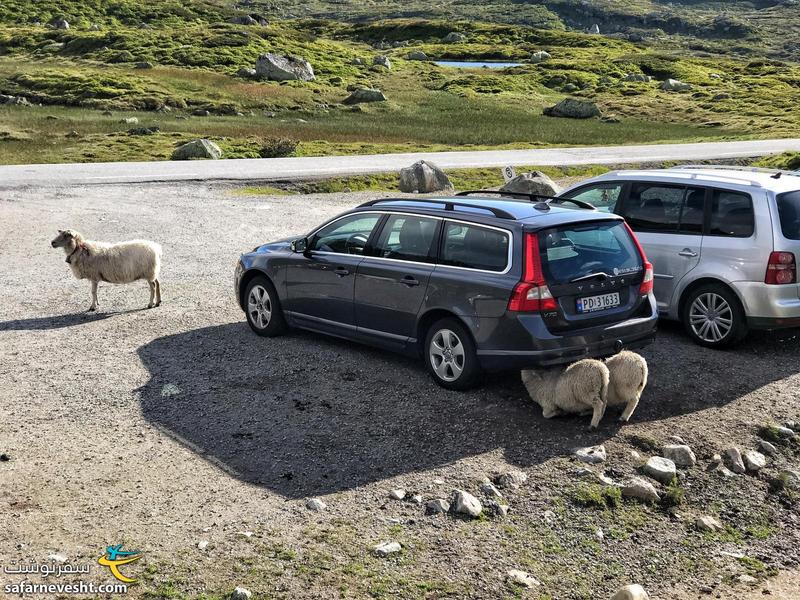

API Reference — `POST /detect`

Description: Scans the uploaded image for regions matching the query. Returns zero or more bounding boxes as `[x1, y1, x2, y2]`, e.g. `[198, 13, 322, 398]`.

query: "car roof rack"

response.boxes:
[456, 189, 597, 211]
[672, 164, 800, 181]
[357, 197, 517, 220]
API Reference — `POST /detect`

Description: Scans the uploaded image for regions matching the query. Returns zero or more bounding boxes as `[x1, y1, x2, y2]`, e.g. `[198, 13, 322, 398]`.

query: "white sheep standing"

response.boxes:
[521, 359, 609, 428]
[604, 351, 648, 422]
[51, 229, 162, 312]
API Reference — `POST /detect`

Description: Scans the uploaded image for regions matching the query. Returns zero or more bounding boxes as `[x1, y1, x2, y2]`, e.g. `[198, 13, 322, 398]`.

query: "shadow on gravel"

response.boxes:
[136, 322, 800, 498]
[0, 310, 143, 331]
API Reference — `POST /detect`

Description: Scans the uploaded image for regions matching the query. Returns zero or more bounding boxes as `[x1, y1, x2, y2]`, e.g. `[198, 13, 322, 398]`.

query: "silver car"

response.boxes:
[561, 166, 800, 347]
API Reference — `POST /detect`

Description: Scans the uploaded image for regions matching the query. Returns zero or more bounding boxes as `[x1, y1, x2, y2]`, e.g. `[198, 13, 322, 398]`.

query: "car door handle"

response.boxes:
[334, 267, 350, 277]
[401, 276, 420, 287]
[678, 248, 698, 258]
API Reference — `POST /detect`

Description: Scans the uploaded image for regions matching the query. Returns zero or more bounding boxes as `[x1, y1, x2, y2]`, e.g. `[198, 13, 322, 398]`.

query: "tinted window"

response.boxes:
[709, 190, 754, 237]
[372, 214, 439, 262]
[564, 183, 623, 213]
[311, 214, 381, 254]
[540, 221, 642, 285]
[777, 191, 800, 240]
[622, 183, 705, 234]
[440, 222, 509, 272]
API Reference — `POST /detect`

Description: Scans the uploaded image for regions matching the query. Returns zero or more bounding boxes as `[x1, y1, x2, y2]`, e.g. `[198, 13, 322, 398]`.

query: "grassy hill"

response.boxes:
[0, 1, 798, 164]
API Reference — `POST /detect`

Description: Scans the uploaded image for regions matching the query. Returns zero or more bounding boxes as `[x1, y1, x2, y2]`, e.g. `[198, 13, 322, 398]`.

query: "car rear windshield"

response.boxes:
[777, 191, 800, 240]
[539, 221, 643, 285]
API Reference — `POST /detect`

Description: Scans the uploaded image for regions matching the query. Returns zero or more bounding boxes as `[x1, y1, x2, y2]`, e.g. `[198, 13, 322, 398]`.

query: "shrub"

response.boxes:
[258, 137, 298, 158]
[662, 483, 685, 507]
[572, 484, 621, 509]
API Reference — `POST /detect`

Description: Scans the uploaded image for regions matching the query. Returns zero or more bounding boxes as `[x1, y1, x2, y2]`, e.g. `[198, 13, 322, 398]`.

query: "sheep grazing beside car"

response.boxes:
[605, 351, 648, 422]
[521, 359, 609, 429]
[50, 229, 162, 312]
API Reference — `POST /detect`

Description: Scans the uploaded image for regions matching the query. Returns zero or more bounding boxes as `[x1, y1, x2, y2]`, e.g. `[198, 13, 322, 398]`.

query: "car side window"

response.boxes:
[622, 183, 705, 233]
[709, 190, 754, 237]
[440, 222, 509, 272]
[371, 214, 439, 262]
[310, 214, 381, 255]
[563, 183, 623, 213]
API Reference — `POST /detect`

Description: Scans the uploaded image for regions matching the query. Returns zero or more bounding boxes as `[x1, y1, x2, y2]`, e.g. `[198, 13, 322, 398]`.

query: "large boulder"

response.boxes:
[171, 139, 222, 160]
[501, 171, 560, 197]
[343, 88, 386, 104]
[255, 53, 315, 82]
[407, 51, 428, 61]
[399, 161, 453, 193]
[372, 55, 391, 69]
[543, 98, 601, 119]
[660, 78, 692, 92]
[624, 73, 652, 82]
[643, 456, 677, 484]
[51, 17, 69, 30]
[443, 32, 467, 43]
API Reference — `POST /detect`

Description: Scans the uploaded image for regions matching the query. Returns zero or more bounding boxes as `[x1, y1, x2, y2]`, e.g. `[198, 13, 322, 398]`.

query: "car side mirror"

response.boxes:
[290, 237, 308, 253]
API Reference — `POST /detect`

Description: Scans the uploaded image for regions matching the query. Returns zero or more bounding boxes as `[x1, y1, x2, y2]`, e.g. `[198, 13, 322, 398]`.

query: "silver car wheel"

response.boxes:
[689, 292, 733, 343]
[429, 328, 465, 382]
[247, 284, 272, 330]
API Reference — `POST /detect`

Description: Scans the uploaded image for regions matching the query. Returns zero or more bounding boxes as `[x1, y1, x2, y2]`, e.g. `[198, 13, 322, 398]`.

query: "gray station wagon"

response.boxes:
[561, 166, 800, 348]
[234, 193, 658, 389]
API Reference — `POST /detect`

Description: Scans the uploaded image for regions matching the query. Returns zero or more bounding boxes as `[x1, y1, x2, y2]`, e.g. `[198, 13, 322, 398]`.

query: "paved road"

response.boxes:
[1, 138, 799, 186]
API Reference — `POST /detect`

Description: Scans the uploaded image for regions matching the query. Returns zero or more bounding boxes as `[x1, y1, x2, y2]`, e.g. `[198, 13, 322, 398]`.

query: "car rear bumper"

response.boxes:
[736, 281, 800, 325]
[474, 297, 658, 370]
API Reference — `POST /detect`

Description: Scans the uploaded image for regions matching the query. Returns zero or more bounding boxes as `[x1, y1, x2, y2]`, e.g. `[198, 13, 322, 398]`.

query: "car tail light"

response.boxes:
[623, 222, 654, 296]
[508, 232, 558, 312]
[765, 251, 796, 285]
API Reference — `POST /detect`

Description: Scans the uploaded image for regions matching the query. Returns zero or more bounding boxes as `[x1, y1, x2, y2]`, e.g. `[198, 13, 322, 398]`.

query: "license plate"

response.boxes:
[577, 292, 620, 313]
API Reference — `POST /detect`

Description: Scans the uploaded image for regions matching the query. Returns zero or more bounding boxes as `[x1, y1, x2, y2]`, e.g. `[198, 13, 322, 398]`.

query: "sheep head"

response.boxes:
[51, 229, 84, 252]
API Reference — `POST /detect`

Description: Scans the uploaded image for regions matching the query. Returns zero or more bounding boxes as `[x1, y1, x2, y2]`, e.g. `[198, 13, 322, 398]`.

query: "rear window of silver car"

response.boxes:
[777, 191, 800, 240]
[539, 221, 642, 285]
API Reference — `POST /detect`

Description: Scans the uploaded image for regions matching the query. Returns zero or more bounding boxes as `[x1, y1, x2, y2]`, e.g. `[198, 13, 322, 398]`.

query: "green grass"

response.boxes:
[571, 484, 622, 509]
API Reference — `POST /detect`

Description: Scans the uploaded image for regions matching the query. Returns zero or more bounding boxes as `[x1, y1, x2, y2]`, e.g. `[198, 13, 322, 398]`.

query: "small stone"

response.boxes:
[595, 528, 604, 541]
[785, 420, 797, 431]
[425, 499, 450, 514]
[776, 426, 795, 438]
[574, 445, 606, 464]
[433, 479, 444, 485]
[542, 510, 556, 523]
[506, 569, 540, 588]
[480, 482, 503, 499]
[696, 515, 724, 532]
[643, 456, 677, 484]
[410, 494, 423, 504]
[237, 531, 253, 538]
[485, 500, 509, 518]
[711, 462, 736, 478]
[495, 470, 528, 489]
[668, 435, 686, 444]
[611, 584, 650, 600]
[663, 444, 697, 468]
[622, 478, 660, 503]
[0, 454, 9, 462]
[305, 498, 327, 511]
[198, 540, 209, 550]
[451, 490, 482, 518]
[759, 441, 778, 456]
[373, 541, 401, 557]
[121, 117, 138, 125]
[47, 553, 67, 563]
[723, 448, 746, 474]
[630, 450, 642, 461]
[389, 489, 406, 500]
[739, 574, 757, 584]
[743, 450, 766, 472]
[230, 587, 252, 600]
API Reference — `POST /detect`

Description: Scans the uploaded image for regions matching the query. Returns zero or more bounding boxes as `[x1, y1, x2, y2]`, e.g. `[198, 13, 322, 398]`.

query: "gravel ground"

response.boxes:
[1, 182, 799, 600]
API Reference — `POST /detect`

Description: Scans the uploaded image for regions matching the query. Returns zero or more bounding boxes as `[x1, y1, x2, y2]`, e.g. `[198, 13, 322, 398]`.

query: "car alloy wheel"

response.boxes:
[429, 328, 466, 382]
[688, 291, 733, 343]
[247, 284, 272, 330]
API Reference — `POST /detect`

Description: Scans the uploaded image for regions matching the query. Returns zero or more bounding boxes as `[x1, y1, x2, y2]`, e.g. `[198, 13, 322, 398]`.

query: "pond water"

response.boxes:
[433, 60, 523, 69]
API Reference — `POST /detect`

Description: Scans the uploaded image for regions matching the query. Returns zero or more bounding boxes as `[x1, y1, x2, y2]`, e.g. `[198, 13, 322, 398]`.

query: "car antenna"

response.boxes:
[771, 171, 783, 179]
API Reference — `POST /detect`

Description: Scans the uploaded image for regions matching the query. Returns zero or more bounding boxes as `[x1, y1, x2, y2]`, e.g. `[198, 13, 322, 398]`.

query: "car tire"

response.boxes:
[681, 283, 748, 348]
[244, 275, 287, 337]
[424, 318, 480, 390]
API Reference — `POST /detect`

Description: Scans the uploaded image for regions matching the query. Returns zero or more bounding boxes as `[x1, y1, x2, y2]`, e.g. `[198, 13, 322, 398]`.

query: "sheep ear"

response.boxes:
[58, 229, 63, 233]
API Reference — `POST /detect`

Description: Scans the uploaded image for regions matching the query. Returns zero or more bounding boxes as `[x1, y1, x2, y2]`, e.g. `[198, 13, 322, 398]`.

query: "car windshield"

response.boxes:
[538, 221, 643, 285]
[777, 190, 800, 240]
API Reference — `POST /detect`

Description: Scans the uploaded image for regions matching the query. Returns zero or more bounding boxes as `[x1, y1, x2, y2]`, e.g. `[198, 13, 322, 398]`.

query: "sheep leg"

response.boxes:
[88, 280, 99, 312]
[619, 394, 641, 423]
[155, 279, 161, 306]
[589, 397, 606, 429]
[147, 281, 156, 309]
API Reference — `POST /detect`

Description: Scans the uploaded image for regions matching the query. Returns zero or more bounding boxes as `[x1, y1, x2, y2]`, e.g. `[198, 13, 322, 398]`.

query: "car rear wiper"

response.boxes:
[570, 272, 610, 283]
